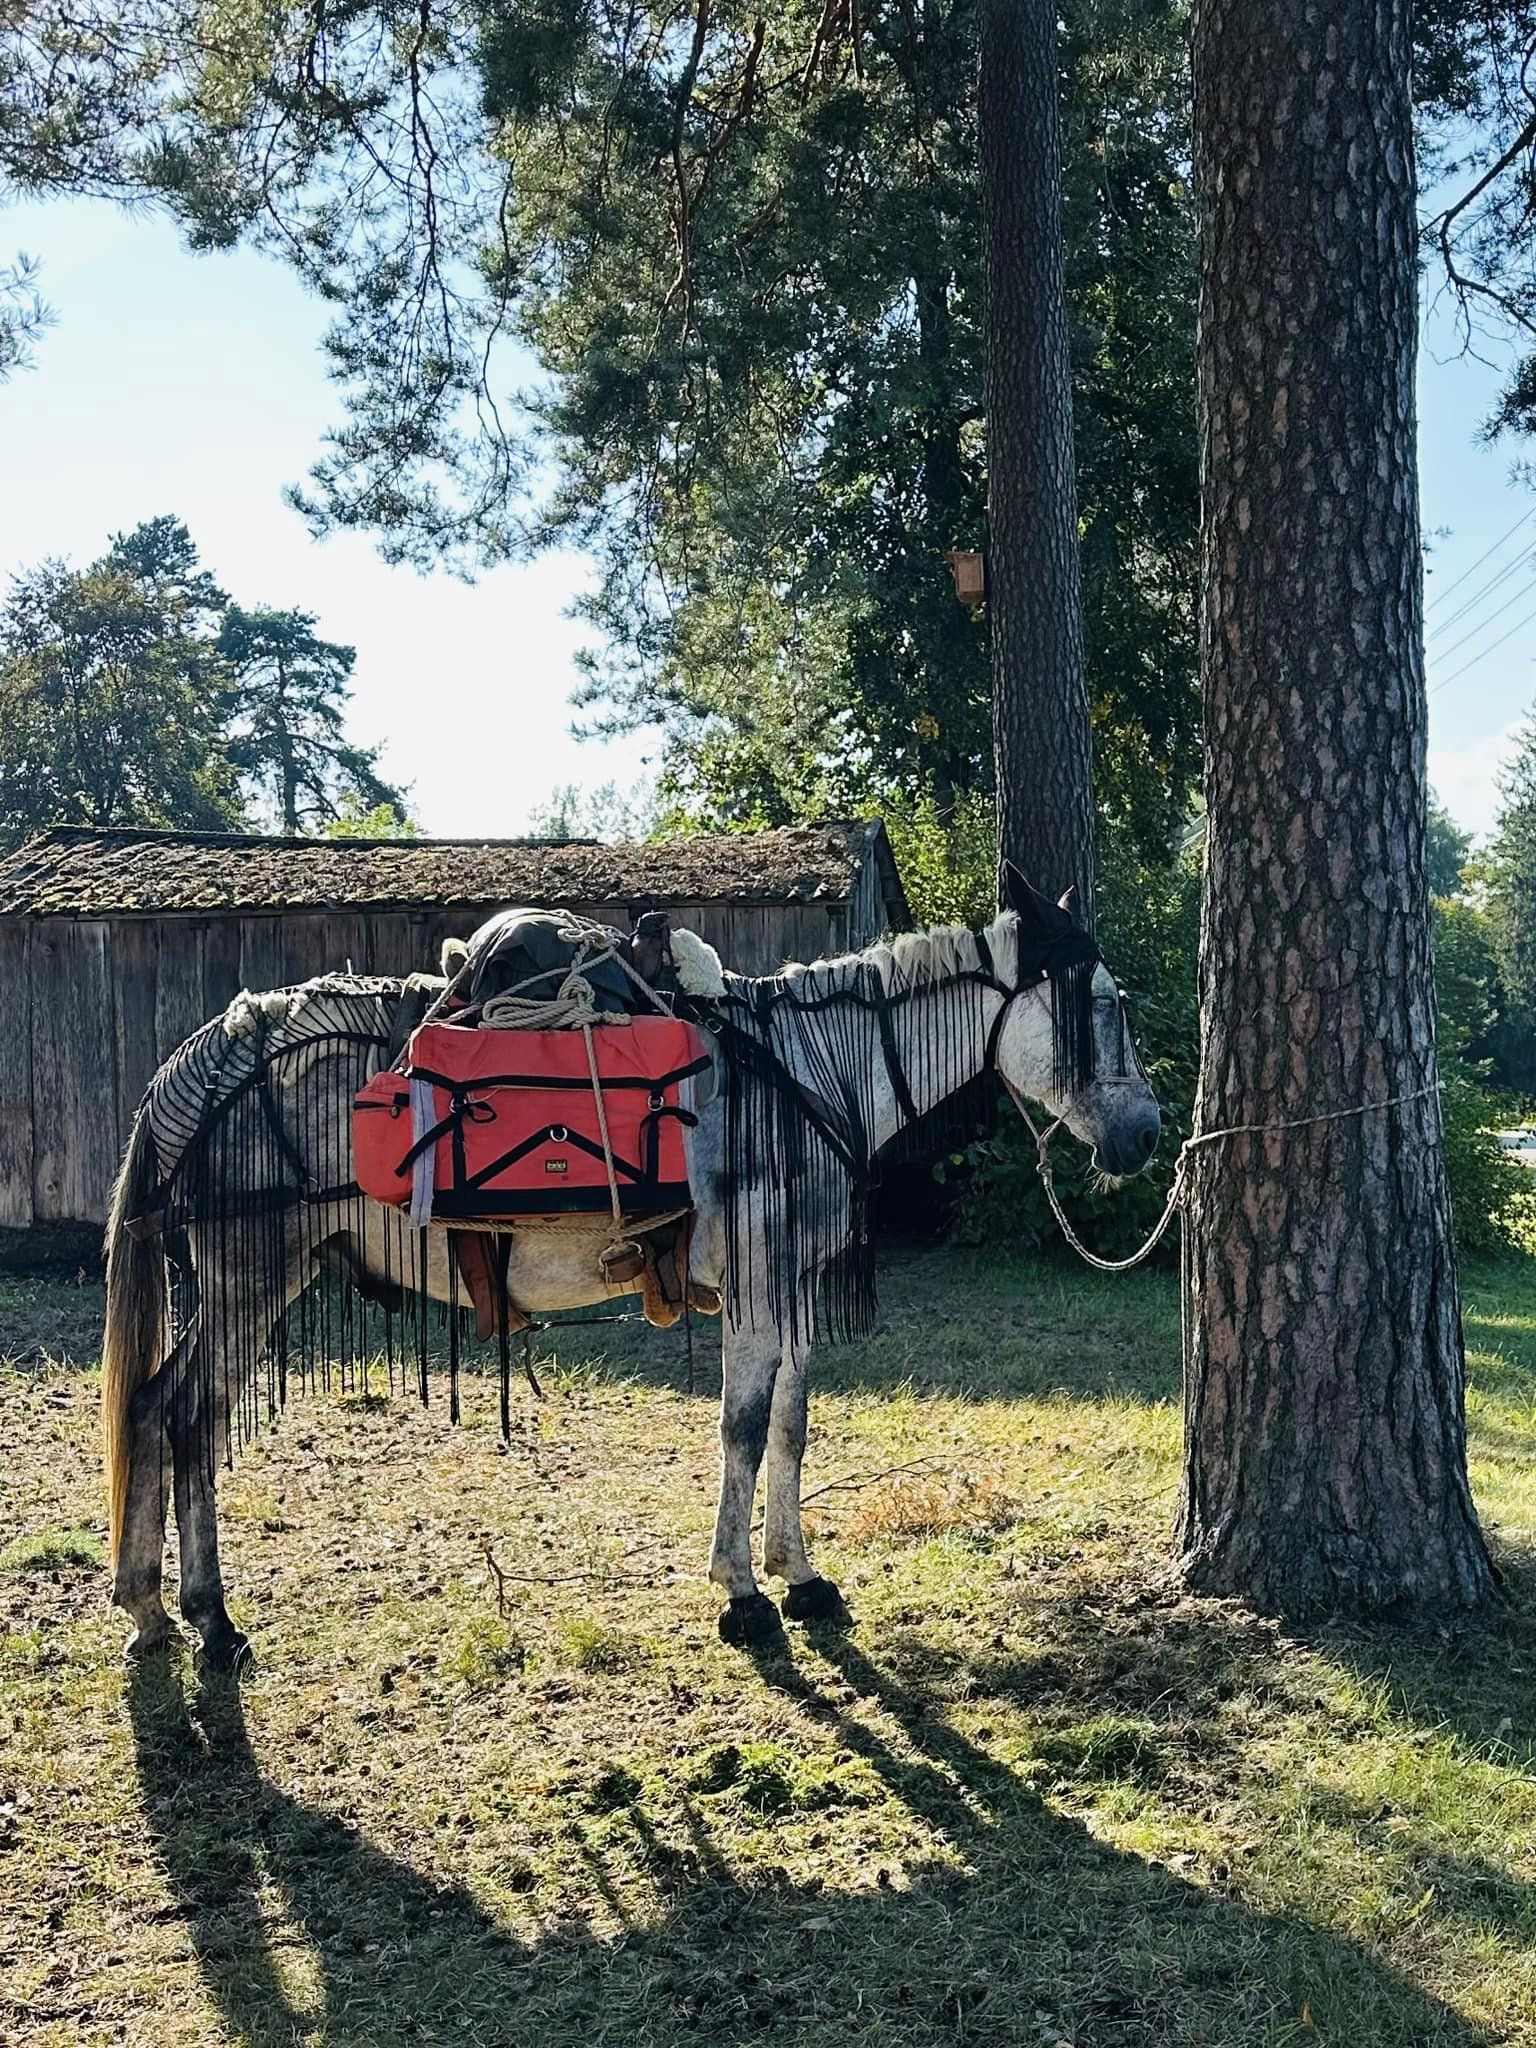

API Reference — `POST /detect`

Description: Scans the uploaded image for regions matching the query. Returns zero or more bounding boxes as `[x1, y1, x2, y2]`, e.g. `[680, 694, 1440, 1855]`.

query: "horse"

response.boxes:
[101, 864, 1160, 1665]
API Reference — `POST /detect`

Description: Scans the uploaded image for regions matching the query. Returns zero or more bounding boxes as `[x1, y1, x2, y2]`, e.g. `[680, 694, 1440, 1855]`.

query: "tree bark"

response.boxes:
[979, 0, 1095, 921]
[1178, 0, 1493, 1615]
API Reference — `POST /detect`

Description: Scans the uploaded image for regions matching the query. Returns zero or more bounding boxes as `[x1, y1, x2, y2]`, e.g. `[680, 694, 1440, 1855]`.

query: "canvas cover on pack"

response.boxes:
[353, 1017, 712, 1222]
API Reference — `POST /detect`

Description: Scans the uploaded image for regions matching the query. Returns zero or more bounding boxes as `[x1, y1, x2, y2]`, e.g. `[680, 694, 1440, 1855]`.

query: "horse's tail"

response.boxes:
[102, 1110, 166, 1573]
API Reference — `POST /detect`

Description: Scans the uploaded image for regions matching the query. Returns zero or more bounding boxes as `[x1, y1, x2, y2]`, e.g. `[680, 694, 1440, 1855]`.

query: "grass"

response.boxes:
[2, 1245, 1536, 2045]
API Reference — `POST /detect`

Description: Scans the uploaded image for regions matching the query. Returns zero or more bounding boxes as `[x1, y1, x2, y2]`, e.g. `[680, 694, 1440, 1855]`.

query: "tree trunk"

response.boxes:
[978, 0, 1094, 921]
[276, 656, 299, 836]
[915, 267, 982, 811]
[1178, 0, 1493, 1615]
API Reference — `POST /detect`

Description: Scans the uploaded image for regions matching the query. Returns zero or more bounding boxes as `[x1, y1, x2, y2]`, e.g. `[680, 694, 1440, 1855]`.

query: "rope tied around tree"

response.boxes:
[1018, 1079, 1445, 1276]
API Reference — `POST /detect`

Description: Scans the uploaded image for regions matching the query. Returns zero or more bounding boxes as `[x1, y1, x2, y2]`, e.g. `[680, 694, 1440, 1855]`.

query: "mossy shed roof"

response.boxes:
[0, 821, 908, 922]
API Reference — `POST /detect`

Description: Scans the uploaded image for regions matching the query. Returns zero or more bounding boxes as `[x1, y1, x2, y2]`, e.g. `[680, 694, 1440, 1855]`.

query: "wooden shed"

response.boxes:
[0, 820, 908, 1230]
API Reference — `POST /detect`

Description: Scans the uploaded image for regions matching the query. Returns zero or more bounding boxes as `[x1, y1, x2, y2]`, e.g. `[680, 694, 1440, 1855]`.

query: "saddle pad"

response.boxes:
[353, 1018, 712, 1220]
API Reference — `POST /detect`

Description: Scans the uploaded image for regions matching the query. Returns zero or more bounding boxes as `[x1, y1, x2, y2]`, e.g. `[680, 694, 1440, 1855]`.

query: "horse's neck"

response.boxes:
[873, 974, 1002, 1150]
[767, 966, 1002, 1157]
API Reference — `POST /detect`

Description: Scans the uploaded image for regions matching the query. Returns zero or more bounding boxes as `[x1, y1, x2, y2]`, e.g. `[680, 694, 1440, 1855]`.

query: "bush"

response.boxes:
[1439, 1048, 1532, 1255]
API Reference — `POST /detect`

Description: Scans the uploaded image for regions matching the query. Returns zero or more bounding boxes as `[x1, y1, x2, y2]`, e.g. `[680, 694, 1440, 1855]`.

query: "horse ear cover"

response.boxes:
[1001, 861, 1077, 933]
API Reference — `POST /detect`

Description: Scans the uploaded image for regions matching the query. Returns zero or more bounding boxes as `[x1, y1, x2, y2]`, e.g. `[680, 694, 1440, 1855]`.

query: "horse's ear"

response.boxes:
[1057, 885, 1078, 918]
[1002, 860, 1071, 931]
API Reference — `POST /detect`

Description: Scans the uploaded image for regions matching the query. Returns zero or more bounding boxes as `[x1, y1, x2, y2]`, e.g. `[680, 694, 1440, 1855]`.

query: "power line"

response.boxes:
[1426, 503, 1536, 612]
[1428, 573, 1536, 670]
[1428, 545, 1536, 644]
[1429, 596, 1536, 696]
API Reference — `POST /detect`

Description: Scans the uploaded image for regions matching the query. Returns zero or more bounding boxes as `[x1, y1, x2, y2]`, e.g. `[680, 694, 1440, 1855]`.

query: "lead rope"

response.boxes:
[581, 1020, 628, 1243]
[1011, 1079, 1444, 1277]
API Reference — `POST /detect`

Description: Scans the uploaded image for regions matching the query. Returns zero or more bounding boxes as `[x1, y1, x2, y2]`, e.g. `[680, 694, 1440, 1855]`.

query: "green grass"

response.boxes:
[0, 1524, 103, 1572]
[2, 1247, 1536, 2045]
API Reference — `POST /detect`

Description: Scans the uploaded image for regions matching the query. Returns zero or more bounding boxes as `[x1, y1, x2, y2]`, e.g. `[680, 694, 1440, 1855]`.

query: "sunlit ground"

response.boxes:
[3, 1248, 1535, 2046]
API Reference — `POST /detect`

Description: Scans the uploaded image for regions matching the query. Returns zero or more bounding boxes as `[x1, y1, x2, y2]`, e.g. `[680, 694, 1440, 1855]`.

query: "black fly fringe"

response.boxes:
[716, 919, 1102, 1347]
[133, 929, 1108, 1496]
[1051, 955, 1098, 1102]
[140, 992, 443, 1494]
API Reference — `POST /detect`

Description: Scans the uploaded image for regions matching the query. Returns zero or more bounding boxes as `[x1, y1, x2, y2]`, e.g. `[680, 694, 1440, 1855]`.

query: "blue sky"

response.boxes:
[1, 193, 1532, 840]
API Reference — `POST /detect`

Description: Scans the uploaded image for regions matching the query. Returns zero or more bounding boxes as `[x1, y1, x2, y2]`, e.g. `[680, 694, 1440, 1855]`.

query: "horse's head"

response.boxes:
[992, 863, 1161, 1179]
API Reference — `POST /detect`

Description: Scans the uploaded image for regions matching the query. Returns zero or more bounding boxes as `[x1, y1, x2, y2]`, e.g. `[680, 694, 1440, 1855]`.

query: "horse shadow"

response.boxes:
[128, 1619, 1499, 2047]
[126, 1662, 541, 2045]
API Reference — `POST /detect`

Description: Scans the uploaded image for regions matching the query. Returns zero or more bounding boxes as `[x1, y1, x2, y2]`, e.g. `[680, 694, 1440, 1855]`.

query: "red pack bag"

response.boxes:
[353, 1018, 712, 1220]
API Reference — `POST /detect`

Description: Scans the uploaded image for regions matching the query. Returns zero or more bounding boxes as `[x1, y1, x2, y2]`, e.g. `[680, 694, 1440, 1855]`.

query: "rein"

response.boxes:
[1015, 1078, 1446, 1275]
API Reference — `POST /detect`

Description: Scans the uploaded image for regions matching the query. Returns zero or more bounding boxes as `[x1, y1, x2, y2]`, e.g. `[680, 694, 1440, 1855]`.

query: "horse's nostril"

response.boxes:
[1137, 1120, 1159, 1160]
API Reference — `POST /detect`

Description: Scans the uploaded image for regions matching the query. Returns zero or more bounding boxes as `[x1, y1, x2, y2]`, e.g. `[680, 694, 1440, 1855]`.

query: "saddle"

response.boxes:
[361, 908, 721, 1337]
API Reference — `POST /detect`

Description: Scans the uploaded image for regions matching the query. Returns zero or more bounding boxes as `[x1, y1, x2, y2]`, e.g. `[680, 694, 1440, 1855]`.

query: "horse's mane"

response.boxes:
[746, 911, 1020, 1001]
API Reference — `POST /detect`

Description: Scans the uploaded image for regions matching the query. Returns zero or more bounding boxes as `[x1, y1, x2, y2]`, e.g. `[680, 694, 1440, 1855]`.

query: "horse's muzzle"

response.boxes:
[1095, 1105, 1161, 1178]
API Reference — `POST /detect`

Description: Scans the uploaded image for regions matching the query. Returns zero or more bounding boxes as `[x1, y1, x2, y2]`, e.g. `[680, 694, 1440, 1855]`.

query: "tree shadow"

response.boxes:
[128, 1624, 1497, 2047]
[1317, 1546, 1536, 1767]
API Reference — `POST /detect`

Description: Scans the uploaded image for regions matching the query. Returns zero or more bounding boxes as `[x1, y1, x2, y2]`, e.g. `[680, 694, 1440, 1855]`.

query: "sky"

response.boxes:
[1, 193, 1533, 841]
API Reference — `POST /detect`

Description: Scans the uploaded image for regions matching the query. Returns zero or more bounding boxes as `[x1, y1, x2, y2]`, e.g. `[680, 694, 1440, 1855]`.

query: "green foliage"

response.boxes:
[528, 0, 1202, 859]
[0, 254, 48, 379]
[1425, 792, 1472, 897]
[450, 1615, 527, 1691]
[8, 0, 1530, 879]
[0, 1524, 102, 1571]
[525, 780, 658, 842]
[321, 794, 419, 839]
[556, 1617, 646, 1673]
[219, 604, 406, 834]
[1432, 893, 1504, 1049]
[0, 521, 404, 846]
[0, 517, 240, 845]
[882, 791, 997, 928]
[1438, 1058, 1531, 1257]
[1486, 716, 1536, 1023]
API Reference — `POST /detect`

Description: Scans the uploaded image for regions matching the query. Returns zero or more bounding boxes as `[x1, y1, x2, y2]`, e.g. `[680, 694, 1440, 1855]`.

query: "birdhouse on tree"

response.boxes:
[946, 549, 987, 606]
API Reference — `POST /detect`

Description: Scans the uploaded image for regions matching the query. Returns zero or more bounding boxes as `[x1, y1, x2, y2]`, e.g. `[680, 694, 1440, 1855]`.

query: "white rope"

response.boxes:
[476, 920, 668, 1031]
[1015, 1080, 1444, 1276]
[1179, 1080, 1442, 1155]
[480, 964, 620, 1032]
[580, 1020, 627, 1237]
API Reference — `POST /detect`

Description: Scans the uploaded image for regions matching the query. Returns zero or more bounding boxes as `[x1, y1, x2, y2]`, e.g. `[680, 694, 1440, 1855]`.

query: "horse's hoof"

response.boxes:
[197, 1628, 254, 1677]
[782, 1576, 853, 1627]
[718, 1593, 785, 1649]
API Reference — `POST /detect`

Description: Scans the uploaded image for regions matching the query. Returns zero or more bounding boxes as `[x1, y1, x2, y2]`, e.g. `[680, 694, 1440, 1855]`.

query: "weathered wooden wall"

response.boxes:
[0, 889, 866, 1228]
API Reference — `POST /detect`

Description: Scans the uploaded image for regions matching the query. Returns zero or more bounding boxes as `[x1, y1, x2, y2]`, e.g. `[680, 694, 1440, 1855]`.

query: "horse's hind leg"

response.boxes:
[167, 1234, 291, 1669]
[170, 1416, 248, 1672]
[763, 1334, 850, 1626]
[113, 1332, 192, 1655]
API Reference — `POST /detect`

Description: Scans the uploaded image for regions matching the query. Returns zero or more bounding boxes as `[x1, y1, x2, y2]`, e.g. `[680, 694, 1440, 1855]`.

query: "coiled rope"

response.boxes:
[477, 921, 668, 1031]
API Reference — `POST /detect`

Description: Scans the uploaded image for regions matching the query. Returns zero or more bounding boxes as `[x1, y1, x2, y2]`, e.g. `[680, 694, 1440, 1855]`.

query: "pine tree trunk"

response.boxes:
[1178, 0, 1493, 1615]
[978, 0, 1094, 921]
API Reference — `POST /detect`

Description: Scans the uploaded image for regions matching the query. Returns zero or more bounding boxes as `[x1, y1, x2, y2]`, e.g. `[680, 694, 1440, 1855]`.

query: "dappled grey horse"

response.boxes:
[102, 866, 1160, 1663]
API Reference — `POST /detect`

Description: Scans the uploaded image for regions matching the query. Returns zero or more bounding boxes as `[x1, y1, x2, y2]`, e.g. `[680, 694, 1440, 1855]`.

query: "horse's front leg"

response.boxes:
[763, 1333, 851, 1625]
[709, 1314, 784, 1647]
